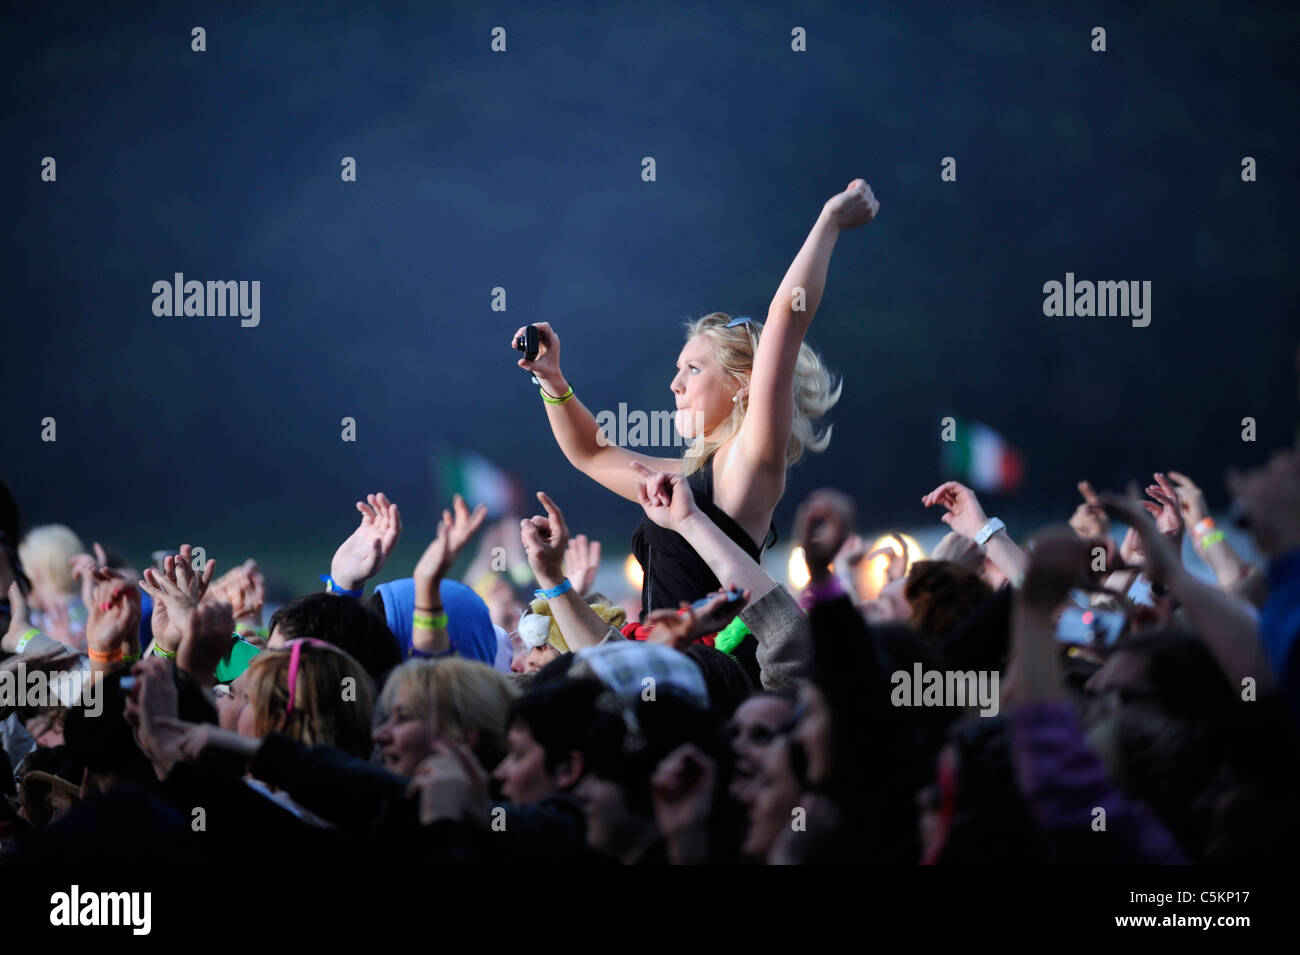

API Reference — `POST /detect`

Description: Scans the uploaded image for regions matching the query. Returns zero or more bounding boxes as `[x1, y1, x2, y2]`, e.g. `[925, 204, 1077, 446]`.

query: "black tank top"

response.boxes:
[631, 463, 776, 620]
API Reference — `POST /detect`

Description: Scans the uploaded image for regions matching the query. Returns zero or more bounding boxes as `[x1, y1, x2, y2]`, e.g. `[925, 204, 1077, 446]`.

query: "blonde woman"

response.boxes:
[17, 524, 87, 649]
[511, 179, 879, 615]
[373, 657, 517, 776]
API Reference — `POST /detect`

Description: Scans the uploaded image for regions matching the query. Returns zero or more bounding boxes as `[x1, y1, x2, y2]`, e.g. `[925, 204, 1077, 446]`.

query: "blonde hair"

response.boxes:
[380, 658, 517, 763]
[525, 596, 626, 653]
[245, 642, 376, 758]
[681, 312, 841, 475]
[18, 524, 84, 598]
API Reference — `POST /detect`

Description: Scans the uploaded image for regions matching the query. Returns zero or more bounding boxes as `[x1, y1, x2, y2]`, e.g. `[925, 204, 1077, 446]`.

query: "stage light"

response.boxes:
[624, 553, 644, 590]
[789, 546, 810, 589]
[855, 533, 925, 600]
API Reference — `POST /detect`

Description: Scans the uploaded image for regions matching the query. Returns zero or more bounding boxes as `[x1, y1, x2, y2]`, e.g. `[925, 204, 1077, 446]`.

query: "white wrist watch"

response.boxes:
[973, 517, 1005, 547]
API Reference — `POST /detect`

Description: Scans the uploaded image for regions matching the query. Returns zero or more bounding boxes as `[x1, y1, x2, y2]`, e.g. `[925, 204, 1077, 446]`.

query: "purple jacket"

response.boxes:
[1007, 702, 1188, 864]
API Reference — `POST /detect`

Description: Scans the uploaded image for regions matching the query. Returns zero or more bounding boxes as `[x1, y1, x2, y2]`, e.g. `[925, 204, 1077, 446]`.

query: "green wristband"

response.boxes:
[153, 645, 177, 660]
[540, 385, 574, 405]
[1199, 530, 1226, 550]
[715, 616, 751, 656]
[413, 610, 448, 631]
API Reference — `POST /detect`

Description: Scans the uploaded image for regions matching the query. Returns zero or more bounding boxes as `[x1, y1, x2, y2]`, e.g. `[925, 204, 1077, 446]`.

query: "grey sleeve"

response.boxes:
[598, 626, 626, 645]
[739, 586, 812, 693]
[16, 631, 68, 657]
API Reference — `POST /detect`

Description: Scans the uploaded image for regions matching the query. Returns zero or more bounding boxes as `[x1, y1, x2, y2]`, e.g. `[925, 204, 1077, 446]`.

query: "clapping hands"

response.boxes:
[138, 545, 215, 654]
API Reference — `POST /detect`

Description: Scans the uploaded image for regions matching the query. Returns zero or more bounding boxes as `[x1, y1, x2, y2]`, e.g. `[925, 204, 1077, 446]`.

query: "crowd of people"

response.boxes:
[2, 176, 1298, 864]
[4, 451, 1298, 864]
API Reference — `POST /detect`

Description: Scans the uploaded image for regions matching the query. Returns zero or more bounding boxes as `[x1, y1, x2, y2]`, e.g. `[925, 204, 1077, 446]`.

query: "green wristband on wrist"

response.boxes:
[540, 385, 574, 405]
[413, 610, 449, 631]
[1199, 530, 1226, 550]
[153, 645, 177, 660]
[15, 628, 40, 653]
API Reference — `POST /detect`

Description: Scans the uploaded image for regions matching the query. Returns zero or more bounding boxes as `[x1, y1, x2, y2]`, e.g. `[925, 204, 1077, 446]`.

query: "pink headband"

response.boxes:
[285, 638, 332, 715]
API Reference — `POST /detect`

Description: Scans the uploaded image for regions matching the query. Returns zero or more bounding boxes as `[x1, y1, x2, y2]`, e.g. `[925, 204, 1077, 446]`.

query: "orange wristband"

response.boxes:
[87, 646, 124, 664]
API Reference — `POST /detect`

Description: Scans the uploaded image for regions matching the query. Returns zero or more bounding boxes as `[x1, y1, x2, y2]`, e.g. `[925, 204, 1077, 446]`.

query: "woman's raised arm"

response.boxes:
[512, 321, 680, 502]
[732, 180, 878, 476]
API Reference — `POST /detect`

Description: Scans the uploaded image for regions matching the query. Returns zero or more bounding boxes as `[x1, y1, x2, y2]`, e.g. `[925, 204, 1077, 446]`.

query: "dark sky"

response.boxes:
[3, 0, 1297, 590]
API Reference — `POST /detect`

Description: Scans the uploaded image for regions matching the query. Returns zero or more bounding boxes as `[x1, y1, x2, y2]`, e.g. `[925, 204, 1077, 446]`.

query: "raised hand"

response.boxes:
[1020, 533, 1092, 613]
[414, 495, 489, 588]
[1099, 487, 1183, 588]
[1166, 471, 1209, 529]
[330, 493, 403, 593]
[1143, 473, 1185, 539]
[564, 534, 602, 597]
[139, 546, 214, 654]
[865, 532, 910, 584]
[174, 543, 217, 602]
[834, 533, 867, 569]
[631, 461, 699, 531]
[85, 577, 141, 661]
[209, 562, 265, 626]
[823, 179, 879, 230]
[794, 489, 856, 580]
[69, 541, 110, 611]
[519, 492, 571, 589]
[511, 321, 565, 387]
[1068, 481, 1109, 540]
[921, 481, 990, 541]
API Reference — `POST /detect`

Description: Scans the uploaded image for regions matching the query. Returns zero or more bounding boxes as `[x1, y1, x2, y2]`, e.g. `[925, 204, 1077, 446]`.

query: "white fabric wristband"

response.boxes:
[973, 517, 1006, 547]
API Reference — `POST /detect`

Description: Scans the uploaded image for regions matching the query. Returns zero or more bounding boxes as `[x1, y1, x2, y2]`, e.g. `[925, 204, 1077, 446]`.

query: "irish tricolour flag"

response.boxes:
[437, 451, 522, 518]
[942, 420, 1025, 495]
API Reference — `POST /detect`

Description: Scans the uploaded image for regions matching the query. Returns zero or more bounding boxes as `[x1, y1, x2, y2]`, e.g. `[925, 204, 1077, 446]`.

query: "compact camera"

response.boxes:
[514, 325, 539, 362]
